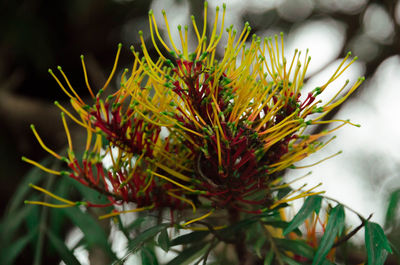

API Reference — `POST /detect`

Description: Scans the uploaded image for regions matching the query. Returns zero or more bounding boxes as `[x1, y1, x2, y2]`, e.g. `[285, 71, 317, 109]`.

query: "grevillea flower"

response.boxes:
[24, 2, 363, 223]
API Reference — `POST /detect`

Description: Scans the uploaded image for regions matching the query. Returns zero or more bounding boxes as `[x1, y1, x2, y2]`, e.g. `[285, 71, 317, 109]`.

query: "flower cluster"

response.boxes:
[24, 3, 363, 222]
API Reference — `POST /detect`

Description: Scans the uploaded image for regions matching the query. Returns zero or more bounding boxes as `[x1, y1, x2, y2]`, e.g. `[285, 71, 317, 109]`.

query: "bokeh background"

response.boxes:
[1, 0, 400, 264]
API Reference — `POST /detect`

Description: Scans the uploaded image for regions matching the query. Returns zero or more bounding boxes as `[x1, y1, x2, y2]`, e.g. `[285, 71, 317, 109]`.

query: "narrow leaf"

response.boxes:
[274, 238, 314, 259]
[62, 207, 116, 259]
[169, 231, 209, 246]
[312, 204, 345, 265]
[157, 228, 170, 252]
[127, 223, 169, 252]
[385, 189, 400, 228]
[166, 243, 210, 265]
[264, 250, 274, 265]
[141, 246, 159, 265]
[281, 255, 303, 265]
[47, 229, 81, 265]
[0, 229, 37, 265]
[283, 195, 322, 235]
[365, 221, 392, 265]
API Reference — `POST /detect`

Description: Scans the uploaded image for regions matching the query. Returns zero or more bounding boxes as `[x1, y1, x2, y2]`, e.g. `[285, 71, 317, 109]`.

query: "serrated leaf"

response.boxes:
[275, 238, 314, 259]
[312, 204, 345, 265]
[385, 189, 400, 228]
[169, 231, 209, 246]
[47, 229, 81, 265]
[365, 221, 392, 265]
[141, 246, 159, 265]
[264, 250, 274, 265]
[166, 243, 210, 265]
[283, 195, 322, 236]
[157, 228, 170, 252]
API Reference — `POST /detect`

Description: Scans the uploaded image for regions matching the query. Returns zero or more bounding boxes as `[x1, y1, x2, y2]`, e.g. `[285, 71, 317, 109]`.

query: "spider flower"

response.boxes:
[24, 2, 363, 221]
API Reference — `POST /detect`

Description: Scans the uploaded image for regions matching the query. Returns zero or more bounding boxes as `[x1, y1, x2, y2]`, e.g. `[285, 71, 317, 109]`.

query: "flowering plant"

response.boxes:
[22, 2, 393, 264]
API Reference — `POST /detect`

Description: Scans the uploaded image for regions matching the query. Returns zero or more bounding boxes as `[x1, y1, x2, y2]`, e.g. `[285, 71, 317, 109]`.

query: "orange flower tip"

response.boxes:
[57, 66, 62, 71]
[80, 54, 84, 60]
[118, 43, 122, 48]
[48, 68, 53, 74]
[138, 30, 143, 36]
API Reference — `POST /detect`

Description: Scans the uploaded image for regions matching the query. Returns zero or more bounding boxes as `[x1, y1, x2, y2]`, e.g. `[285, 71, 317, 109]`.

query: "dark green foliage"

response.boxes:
[365, 221, 392, 265]
[312, 204, 345, 265]
[283, 195, 322, 235]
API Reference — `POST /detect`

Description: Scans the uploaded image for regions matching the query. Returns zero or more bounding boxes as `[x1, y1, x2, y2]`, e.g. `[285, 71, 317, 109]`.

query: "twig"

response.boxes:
[332, 213, 373, 248]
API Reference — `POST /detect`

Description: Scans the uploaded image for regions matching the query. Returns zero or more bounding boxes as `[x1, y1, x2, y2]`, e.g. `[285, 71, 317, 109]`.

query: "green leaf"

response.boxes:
[62, 207, 116, 259]
[166, 243, 210, 265]
[0, 205, 35, 244]
[283, 195, 322, 235]
[127, 223, 169, 252]
[169, 231, 209, 246]
[264, 250, 274, 265]
[312, 204, 345, 265]
[254, 236, 267, 258]
[275, 238, 314, 259]
[385, 189, 400, 228]
[157, 228, 170, 252]
[277, 186, 292, 200]
[0, 229, 37, 265]
[365, 221, 392, 265]
[281, 254, 303, 265]
[47, 229, 81, 265]
[141, 246, 159, 265]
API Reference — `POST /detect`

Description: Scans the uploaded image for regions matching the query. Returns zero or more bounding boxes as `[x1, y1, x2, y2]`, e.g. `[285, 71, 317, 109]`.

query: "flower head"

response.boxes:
[24, 2, 363, 222]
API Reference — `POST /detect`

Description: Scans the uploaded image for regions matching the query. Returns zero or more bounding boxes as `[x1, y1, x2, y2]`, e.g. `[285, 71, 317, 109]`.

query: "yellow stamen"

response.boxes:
[99, 204, 155, 220]
[150, 171, 199, 193]
[57, 66, 85, 105]
[80, 55, 95, 98]
[167, 191, 196, 213]
[183, 209, 214, 226]
[29, 183, 75, 205]
[101, 43, 122, 91]
[61, 112, 73, 152]
[30, 124, 61, 159]
[22, 157, 61, 175]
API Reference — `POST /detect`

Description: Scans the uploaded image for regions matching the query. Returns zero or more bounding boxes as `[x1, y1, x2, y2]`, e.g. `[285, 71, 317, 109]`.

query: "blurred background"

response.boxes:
[1, 0, 400, 264]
